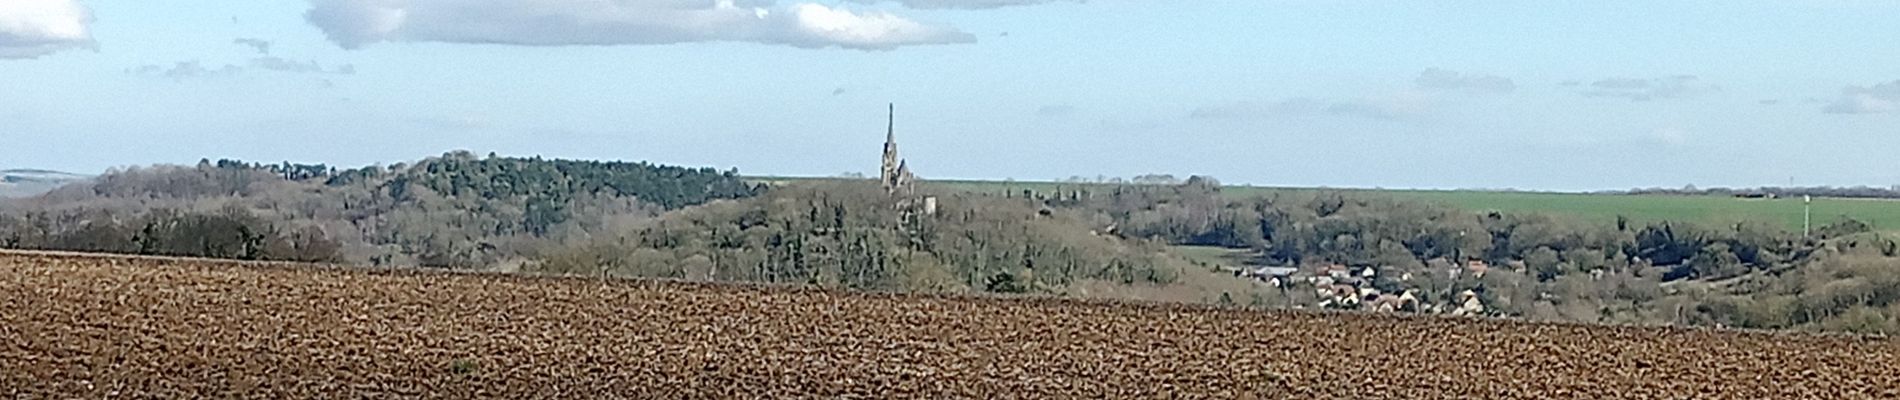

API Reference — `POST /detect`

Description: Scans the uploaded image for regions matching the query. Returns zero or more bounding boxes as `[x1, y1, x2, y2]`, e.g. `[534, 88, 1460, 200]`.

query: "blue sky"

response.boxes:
[3, 0, 1898, 191]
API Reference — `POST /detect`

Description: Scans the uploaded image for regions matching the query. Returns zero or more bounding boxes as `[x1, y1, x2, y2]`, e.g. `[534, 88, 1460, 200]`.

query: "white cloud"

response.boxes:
[127, 61, 244, 80]
[1822, 80, 1900, 115]
[234, 38, 273, 55]
[129, 57, 355, 80]
[0, 0, 94, 59]
[251, 56, 355, 75]
[844, 0, 1080, 9]
[304, 0, 976, 51]
[1415, 68, 1515, 94]
[1580, 75, 1718, 101]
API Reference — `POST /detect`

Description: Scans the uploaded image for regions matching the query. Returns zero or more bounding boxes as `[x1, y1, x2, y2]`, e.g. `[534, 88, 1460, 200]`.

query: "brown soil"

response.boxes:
[4, 250, 1898, 399]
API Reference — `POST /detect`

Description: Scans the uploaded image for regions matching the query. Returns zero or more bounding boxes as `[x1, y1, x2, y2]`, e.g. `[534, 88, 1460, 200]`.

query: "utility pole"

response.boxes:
[1803, 195, 1813, 237]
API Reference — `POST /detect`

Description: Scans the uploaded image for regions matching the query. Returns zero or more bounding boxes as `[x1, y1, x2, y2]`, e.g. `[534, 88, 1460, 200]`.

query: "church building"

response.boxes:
[879, 103, 916, 194]
[877, 104, 936, 216]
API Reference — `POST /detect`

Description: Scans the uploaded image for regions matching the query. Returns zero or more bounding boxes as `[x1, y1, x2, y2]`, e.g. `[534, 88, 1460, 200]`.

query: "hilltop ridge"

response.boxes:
[0, 169, 90, 198]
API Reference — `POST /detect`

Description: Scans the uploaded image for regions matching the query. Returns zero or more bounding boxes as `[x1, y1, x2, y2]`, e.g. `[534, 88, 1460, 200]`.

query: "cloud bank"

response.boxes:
[234, 38, 274, 55]
[1822, 80, 1900, 115]
[128, 62, 244, 80]
[251, 56, 356, 74]
[1580, 75, 1717, 101]
[130, 57, 354, 80]
[0, 0, 93, 59]
[304, 0, 977, 51]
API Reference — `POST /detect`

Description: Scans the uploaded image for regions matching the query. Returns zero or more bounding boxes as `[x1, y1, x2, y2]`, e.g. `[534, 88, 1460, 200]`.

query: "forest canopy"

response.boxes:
[0, 151, 759, 267]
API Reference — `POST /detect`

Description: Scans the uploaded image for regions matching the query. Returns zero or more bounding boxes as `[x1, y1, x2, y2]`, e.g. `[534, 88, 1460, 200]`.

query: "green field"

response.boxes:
[1219, 187, 1900, 233]
[759, 177, 1900, 233]
[1336, 190, 1899, 232]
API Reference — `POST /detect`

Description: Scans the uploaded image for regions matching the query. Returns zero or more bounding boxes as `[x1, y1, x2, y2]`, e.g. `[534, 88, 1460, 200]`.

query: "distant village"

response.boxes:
[1231, 261, 1486, 316]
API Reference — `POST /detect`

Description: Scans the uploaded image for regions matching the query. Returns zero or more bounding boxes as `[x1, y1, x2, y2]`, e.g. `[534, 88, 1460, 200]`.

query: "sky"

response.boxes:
[3, 0, 1899, 191]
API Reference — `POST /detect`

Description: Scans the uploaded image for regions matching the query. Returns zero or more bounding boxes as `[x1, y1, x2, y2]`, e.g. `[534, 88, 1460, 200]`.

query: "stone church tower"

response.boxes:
[879, 103, 914, 194]
[876, 104, 935, 216]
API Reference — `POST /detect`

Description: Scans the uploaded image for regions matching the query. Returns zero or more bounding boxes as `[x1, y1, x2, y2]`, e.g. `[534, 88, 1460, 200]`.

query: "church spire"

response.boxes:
[880, 103, 901, 191]
[877, 103, 920, 196]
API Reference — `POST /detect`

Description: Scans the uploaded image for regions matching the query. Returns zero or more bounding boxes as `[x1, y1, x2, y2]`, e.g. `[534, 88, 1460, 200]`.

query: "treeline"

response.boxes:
[0, 205, 340, 262]
[532, 181, 1182, 293]
[1621, 185, 1900, 199]
[0, 151, 758, 266]
[1062, 179, 1864, 280]
[1693, 249, 1900, 334]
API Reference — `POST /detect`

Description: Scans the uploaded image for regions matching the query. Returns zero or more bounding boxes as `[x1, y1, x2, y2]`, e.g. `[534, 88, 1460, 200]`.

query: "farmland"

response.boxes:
[904, 179, 1900, 232]
[6, 250, 1900, 398]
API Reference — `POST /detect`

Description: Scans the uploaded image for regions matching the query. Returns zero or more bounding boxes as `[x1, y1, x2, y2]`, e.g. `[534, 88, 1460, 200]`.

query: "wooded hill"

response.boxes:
[532, 181, 1183, 294]
[0, 151, 758, 267]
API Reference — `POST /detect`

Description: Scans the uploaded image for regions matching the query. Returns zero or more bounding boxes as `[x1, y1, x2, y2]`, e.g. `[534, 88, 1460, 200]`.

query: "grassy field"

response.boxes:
[757, 177, 1900, 232]
[1169, 244, 1256, 269]
[1275, 188, 1900, 233]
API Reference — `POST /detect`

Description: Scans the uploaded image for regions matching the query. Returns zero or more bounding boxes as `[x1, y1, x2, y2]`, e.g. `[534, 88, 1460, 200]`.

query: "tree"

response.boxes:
[1525, 246, 1564, 281]
[1689, 243, 1745, 279]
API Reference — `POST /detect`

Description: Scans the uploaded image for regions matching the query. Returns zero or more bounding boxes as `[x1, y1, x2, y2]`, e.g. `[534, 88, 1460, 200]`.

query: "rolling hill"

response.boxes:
[0, 169, 89, 198]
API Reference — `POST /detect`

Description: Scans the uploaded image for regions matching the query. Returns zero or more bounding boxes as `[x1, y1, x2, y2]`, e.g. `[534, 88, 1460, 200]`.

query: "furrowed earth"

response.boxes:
[4, 251, 1898, 398]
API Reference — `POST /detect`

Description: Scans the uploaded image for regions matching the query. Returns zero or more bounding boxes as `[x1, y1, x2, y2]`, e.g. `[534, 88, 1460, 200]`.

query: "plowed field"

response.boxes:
[4, 251, 1899, 398]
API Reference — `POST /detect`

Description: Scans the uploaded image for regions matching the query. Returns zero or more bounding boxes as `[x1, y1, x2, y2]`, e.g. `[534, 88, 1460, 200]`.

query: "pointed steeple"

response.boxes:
[880, 103, 900, 191]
